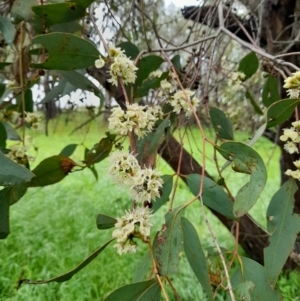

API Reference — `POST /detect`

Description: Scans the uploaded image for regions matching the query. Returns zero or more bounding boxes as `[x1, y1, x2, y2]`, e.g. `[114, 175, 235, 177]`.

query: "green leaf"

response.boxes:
[11, 0, 38, 22]
[19, 239, 114, 286]
[232, 281, 254, 301]
[0, 16, 16, 44]
[59, 70, 104, 100]
[218, 142, 267, 217]
[264, 179, 300, 285]
[87, 164, 98, 181]
[237, 52, 259, 81]
[245, 91, 263, 115]
[7, 184, 28, 206]
[152, 175, 173, 213]
[1, 121, 20, 141]
[136, 72, 169, 97]
[267, 98, 300, 128]
[40, 78, 76, 103]
[209, 107, 234, 140]
[103, 279, 161, 301]
[135, 55, 164, 88]
[59, 144, 77, 157]
[247, 123, 266, 147]
[0, 62, 11, 70]
[50, 20, 82, 34]
[187, 174, 235, 220]
[32, 2, 90, 26]
[0, 83, 6, 99]
[171, 55, 181, 72]
[133, 252, 151, 282]
[96, 214, 117, 230]
[230, 257, 281, 301]
[136, 118, 170, 164]
[0, 121, 7, 148]
[23, 89, 33, 113]
[262, 75, 280, 107]
[85, 135, 115, 166]
[153, 205, 185, 276]
[31, 33, 99, 70]
[0, 152, 35, 186]
[0, 189, 10, 239]
[181, 217, 213, 301]
[117, 42, 140, 59]
[29, 155, 76, 187]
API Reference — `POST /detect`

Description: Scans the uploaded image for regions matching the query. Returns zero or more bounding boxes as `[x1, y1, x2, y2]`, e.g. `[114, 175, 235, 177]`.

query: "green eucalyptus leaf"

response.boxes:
[136, 72, 168, 97]
[171, 54, 181, 72]
[11, 0, 38, 22]
[181, 217, 213, 301]
[133, 252, 151, 283]
[87, 164, 98, 181]
[0, 121, 7, 148]
[1, 121, 20, 141]
[152, 175, 173, 213]
[247, 123, 266, 147]
[0, 188, 10, 239]
[187, 174, 235, 220]
[136, 118, 170, 165]
[117, 42, 140, 59]
[19, 239, 114, 286]
[262, 75, 280, 107]
[59, 70, 104, 100]
[135, 55, 164, 88]
[262, 75, 280, 108]
[230, 257, 281, 301]
[264, 179, 300, 285]
[85, 135, 115, 166]
[237, 52, 259, 81]
[18, 89, 33, 113]
[103, 279, 161, 301]
[0, 184, 28, 239]
[232, 281, 254, 301]
[40, 78, 76, 103]
[32, 1, 92, 26]
[29, 155, 76, 187]
[31, 33, 99, 70]
[209, 107, 234, 140]
[0, 152, 34, 186]
[96, 214, 117, 230]
[59, 144, 77, 157]
[0, 62, 11, 70]
[0, 83, 6, 99]
[153, 205, 185, 276]
[0, 16, 16, 44]
[245, 91, 263, 115]
[267, 98, 300, 128]
[218, 142, 267, 217]
[50, 20, 82, 34]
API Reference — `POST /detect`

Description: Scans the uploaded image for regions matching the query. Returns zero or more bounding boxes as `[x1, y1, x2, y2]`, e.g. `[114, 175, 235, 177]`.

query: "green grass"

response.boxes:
[0, 112, 299, 300]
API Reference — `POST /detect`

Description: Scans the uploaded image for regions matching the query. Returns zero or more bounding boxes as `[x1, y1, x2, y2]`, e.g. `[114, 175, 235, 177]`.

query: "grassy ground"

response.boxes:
[0, 112, 299, 300]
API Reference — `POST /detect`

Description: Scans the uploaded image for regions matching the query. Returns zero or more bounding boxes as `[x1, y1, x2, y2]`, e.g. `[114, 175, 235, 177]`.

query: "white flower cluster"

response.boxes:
[25, 112, 44, 131]
[169, 89, 200, 117]
[285, 160, 300, 180]
[228, 71, 245, 93]
[112, 206, 152, 255]
[280, 121, 300, 154]
[108, 103, 162, 139]
[94, 45, 138, 87]
[283, 71, 300, 98]
[6, 142, 34, 165]
[108, 150, 164, 203]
